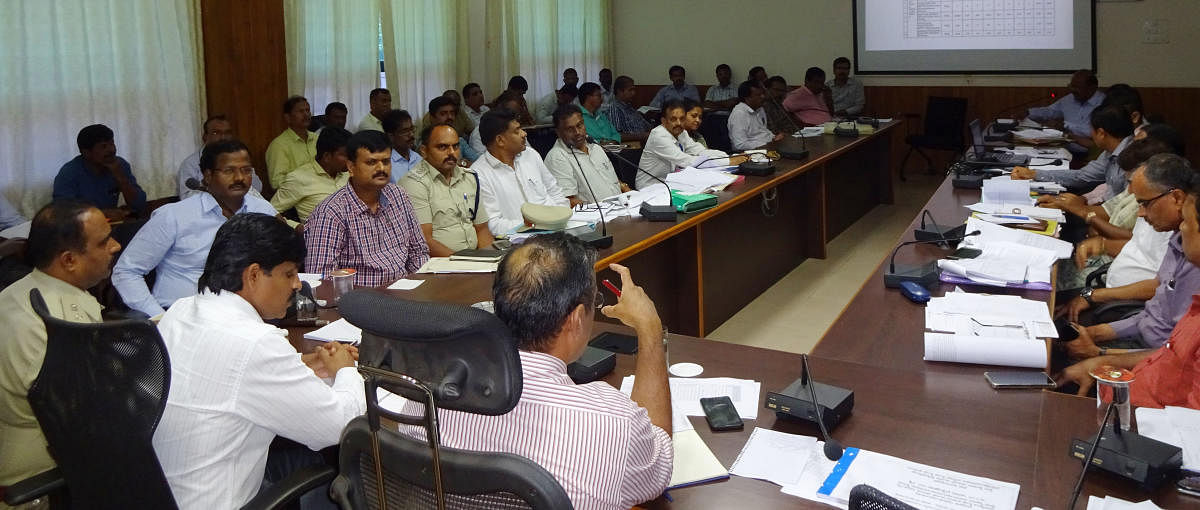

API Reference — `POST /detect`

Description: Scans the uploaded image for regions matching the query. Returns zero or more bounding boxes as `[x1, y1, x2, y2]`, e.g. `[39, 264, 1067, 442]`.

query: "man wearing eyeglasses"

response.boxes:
[112, 139, 280, 317]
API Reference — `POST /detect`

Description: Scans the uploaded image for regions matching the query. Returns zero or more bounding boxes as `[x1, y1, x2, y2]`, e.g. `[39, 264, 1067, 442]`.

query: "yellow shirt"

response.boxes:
[265, 128, 317, 188]
[398, 160, 490, 252]
[0, 269, 103, 485]
[269, 160, 350, 222]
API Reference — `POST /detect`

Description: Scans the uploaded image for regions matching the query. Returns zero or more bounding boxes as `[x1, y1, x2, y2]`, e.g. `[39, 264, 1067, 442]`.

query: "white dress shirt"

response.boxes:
[356, 113, 383, 133]
[465, 104, 489, 129]
[472, 149, 569, 234]
[152, 291, 364, 510]
[177, 150, 264, 200]
[544, 139, 623, 204]
[636, 125, 730, 190]
[727, 102, 774, 151]
[1107, 218, 1174, 288]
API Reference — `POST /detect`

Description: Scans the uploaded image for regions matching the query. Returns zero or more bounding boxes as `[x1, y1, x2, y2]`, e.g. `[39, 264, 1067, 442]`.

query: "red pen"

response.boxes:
[602, 279, 621, 298]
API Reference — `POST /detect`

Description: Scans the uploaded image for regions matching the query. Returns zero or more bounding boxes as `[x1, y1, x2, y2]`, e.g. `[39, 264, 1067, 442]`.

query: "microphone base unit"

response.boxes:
[992, 119, 1018, 132]
[914, 223, 967, 245]
[1069, 424, 1182, 490]
[766, 379, 854, 432]
[639, 202, 676, 222]
[575, 230, 614, 249]
[883, 261, 939, 289]
[779, 148, 809, 160]
[735, 160, 776, 176]
[952, 173, 986, 189]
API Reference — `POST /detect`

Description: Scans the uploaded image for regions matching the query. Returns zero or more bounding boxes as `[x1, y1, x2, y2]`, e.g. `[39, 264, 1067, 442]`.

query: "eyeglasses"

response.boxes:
[1137, 188, 1175, 208]
[214, 166, 256, 178]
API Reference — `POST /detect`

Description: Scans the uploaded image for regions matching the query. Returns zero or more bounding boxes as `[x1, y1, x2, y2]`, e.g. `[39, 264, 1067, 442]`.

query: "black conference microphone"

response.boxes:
[914, 209, 966, 247]
[801, 354, 844, 461]
[567, 138, 614, 249]
[1067, 402, 1118, 510]
[588, 136, 676, 222]
[883, 230, 981, 288]
[184, 178, 206, 192]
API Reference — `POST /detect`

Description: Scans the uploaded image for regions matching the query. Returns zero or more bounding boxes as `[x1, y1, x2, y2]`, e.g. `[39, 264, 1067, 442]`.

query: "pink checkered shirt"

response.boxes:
[393, 350, 673, 510]
[303, 183, 429, 287]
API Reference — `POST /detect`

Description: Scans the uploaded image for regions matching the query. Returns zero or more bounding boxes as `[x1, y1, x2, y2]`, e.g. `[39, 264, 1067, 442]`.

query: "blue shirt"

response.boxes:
[459, 135, 481, 162]
[0, 195, 25, 231]
[1035, 136, 1132, 198]
[390, 148, 423, 183]
[111, 193, 278, 316]
[649, 83, 700, 109]
[1027, 91, 1106, 138]
[52, 155, 147, 211]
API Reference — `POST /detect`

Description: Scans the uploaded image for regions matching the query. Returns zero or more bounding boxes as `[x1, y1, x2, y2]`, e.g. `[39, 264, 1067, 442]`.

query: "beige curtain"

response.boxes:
[284, 0, 382, 129]
[0, 0, 206, 214]
[380, 0, 459, 117]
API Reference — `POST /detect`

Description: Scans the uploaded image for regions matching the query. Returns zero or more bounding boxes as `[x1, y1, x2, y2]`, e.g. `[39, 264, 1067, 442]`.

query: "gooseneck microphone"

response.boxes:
[801, 354, 844, 461]
[568, 139, 614, 249]
[884, 230, 981, 288]
[1068, 402, 1117, 510]
[589, 136, 676, 222]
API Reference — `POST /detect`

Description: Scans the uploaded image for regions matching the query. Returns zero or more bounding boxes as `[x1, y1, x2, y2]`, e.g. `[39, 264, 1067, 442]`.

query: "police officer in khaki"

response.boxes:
[399, 124, 495, 257]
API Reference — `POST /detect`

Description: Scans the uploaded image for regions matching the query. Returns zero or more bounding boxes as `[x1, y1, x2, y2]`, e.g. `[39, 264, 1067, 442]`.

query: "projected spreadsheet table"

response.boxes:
[903, 0, 1057, 39]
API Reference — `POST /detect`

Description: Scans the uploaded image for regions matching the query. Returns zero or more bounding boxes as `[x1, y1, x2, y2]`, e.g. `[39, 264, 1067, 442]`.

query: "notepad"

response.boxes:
[729, 428, 818, 487]
[415, 257, 498, 274]
[302, 318, 362, 345]
[923, 333, 1047, 368]
[669, 429, 729, 489]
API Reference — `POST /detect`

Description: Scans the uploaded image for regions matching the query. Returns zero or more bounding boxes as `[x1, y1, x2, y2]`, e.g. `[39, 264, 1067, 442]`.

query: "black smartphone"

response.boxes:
[699, 396, 744, 431]
[589, 332, 638, 354]
[984, 371, 1056, 389]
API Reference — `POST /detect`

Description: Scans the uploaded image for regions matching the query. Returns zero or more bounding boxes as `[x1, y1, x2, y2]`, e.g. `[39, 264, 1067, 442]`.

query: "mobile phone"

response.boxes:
[984, 371, 1056, 389]
[699, 396, 744, 431]
[589, 332, 638, 354]
[1179, 476, 1200, 498]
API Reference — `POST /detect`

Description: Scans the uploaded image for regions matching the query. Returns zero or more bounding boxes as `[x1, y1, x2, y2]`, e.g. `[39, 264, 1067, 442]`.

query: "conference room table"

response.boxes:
[287, 133, 1198, 508]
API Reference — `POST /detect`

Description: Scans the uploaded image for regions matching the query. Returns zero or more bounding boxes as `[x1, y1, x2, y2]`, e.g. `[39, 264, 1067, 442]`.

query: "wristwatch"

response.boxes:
[1081, 287, 1096, 306]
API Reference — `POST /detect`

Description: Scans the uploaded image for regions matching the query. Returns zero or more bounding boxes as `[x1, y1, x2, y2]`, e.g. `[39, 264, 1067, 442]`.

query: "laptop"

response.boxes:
[965, 119, 1029, 166]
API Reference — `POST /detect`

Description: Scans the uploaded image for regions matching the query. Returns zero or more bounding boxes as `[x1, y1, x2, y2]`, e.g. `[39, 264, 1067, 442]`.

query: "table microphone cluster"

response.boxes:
[596, 136, 677, 222]
[883, 230, 981, 288]
[765, 354, 850, 461]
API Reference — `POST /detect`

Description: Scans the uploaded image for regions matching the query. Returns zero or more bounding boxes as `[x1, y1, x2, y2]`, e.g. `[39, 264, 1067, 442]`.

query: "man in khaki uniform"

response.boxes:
[398, 124, 494, 257]
[0, 201, 121, 508]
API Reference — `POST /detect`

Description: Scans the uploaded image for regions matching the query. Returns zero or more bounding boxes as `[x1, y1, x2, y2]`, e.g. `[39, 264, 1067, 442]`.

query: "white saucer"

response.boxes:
[668, 362, 703, 377]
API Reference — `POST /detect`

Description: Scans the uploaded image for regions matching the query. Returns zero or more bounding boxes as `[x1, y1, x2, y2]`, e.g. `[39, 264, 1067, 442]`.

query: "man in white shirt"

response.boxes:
[545, 104, 629, 207]
[356, 88, 391, 133]
[178, 115, 263, 199]
[470, 95, 522, 158]
[637, 99, 747, 189]
[728, 81, 785, 151]
[703, 64, 738, 110]
[152, 213, 362, 510]
[535, 68, 580, 124]
[599, 68, 615, 108]
[462, 82, 490, 128]
[472, 108, 569, 234]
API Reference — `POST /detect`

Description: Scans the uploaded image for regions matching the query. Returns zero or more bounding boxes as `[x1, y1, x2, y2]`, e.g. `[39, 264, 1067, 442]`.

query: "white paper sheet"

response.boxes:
[779, 443, 846, 508]
[961, 217, 1073, 259]
[303, 318, 362, 345]
[982, 178, 1032, 204]
[1086, 495, 1165, 510]
[415, 257, 498, 273]
[729, 428, 819, 487]
[939, 241, 1057, 284]
[665, 167, 737, 194]
[0, 221, 31, 239]
[386, 279, 424, 290]
[924, 333, 1047, 368]
[620, 376, 761, 420]
[966, 202, 1065, 222]
[818, 449, 1020, 510]
[669, 429, 729, 488]
[1135, 406, 1200, 471]
[298, 272, 323, 288]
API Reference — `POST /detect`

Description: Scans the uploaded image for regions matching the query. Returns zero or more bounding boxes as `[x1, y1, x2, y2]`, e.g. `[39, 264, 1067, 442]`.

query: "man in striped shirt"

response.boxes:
[303, 130, 429, 287]
[396, 233, 674, 509]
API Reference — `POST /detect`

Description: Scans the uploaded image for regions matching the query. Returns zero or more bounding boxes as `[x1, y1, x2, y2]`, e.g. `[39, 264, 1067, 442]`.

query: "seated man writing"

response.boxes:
[393, 233, 674, 508]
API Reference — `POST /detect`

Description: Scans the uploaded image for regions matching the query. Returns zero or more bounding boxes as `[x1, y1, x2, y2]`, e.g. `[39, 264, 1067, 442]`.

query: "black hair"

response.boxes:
[199, 139, 251, 172]
[462, 82, 481, 97]
[1078, 69, 1099, 86]
[748, 66, 765, 78]
[202, 115, 229, 133]
[614, 75, 635, 92]
[507, 75, 528, 92]
[493, 232, 597, 351]
[420, 123, 458, 147]
[381, 109, 413, 134]
[428, 95, 456, 114]
[552, 103, 583, 129]
[682, 98, 701, 112]
[599, 68, 612, 75]
[345, 130, 392, 162]
[578, 82, 601, 100]
[282, 95, 308, 114]
[1140, 123, 1186, 156]
[669, 65, 685, 76]
[737, 80, 761, 101]
[325, 102, 348, 115]
[661, 98, 687, 116]
[479, 108, 518, 147]
[26, 200, 95, 270]
[804, 67, 826, 82]
[315, 127, 352, 160]
[833, 56, 851, 68]
[1140, 153, 1198, 193]
[494, 91, 523, 111]
[715, 63, 731, 73]
[197, 213, 306, 294]
[76, 124, 114, 152]
[1089, 105, 1135, 139]
[1117, 138, 1171, 172]
[563, 67, 578, 77]
[1100, 84, 1143, 119]
[557, 83, 578, 99]
[766, 75, 787, 88]
[369, 88, 390, 101]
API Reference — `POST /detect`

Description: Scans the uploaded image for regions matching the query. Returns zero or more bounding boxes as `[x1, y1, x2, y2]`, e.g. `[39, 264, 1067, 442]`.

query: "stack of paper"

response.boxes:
[1031, 181, 1068, 194]
[1086, 496, 1164, 510]
[729, 428, 819, 487]
[811, 448, 1020, 510]
[923, 333, 1047, 368]
[923, 292, 1055, 368]
[415, 257, 498, 274]
[1135, 406, 1200, 471]
[960, 217, 1073, 258]
[669, 429, 730, 489]
[619, 376, 761, 420]
[982, 177, 1033, 204]
[665, 167, 738, 194]
[938, 240, 1058, 286]
[303, 318, 362, 345]
[967, 202, 1066, 222]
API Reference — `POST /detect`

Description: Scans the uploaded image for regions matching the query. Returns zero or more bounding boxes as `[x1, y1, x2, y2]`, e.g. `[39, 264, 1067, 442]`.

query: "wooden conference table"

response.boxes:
[288, 132, 1197, 508]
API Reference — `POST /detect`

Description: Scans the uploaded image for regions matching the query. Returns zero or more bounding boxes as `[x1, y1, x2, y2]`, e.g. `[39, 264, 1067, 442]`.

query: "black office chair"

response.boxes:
[1083, 262, 1146, 324]
[330, 290, 572, 510]
[848, 484, 918, 510]
[700, 111, 732, 153]
[3, 289, 334, 509]
[900, 96, 968, 181]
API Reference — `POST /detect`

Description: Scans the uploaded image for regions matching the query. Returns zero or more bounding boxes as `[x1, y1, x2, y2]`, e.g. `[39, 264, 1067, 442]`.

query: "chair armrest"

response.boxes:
[3, 468, 65, 506]
[1084, 262, 1113, 289]
[1090, 300, 1145, 324]
[240, 464, 336, 510]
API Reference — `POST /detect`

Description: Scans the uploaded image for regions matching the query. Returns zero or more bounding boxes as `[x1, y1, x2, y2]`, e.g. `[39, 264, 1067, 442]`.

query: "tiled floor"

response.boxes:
[707, 171, 945, 354]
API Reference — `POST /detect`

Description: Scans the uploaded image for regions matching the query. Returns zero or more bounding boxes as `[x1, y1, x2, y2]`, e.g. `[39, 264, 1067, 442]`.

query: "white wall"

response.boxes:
[612, 0, 1200, 88]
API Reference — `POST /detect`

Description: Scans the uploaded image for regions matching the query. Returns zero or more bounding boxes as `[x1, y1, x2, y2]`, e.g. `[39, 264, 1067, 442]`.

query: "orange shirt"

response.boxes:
[1118, 295, 1200, 410]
